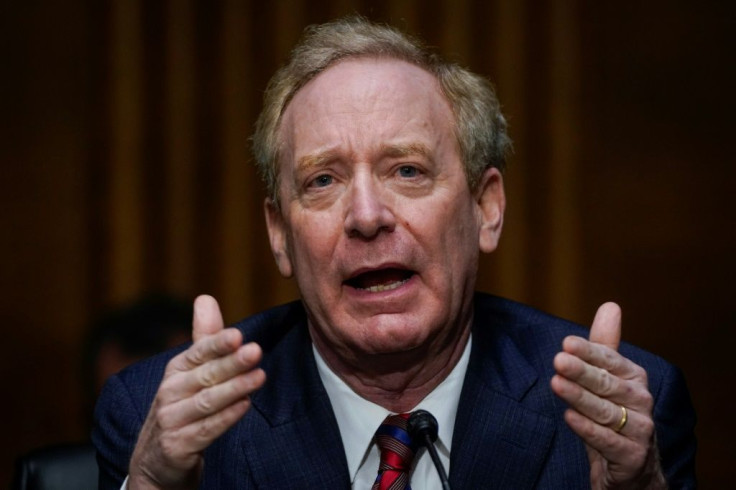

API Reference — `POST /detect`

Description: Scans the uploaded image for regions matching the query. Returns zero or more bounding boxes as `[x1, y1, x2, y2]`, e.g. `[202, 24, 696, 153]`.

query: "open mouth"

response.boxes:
[344, 268, 415, 293]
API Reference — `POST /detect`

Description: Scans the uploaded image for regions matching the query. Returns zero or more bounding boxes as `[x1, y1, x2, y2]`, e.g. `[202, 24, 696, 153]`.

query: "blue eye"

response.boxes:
[311, 174, 333, 187]
[398, 165, 418, 178]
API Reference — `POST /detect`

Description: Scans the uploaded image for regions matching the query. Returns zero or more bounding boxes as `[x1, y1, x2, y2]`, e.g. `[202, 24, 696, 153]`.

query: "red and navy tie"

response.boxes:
[372, 413, 418, 490]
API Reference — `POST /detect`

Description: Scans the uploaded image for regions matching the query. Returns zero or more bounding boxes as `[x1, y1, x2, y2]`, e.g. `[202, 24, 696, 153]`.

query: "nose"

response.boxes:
[344, 173, 396, 239]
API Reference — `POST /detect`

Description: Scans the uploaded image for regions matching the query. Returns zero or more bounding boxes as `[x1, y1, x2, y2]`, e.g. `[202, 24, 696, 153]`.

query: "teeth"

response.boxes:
[360, 278, 409, 293]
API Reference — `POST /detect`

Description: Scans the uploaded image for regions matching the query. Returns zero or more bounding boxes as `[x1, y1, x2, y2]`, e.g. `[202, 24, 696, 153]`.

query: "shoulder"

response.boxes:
[471, 293, 678, 383]
[104, 301, 307, 406]
[92, 301, 309, 487]
[231, 300, 307, 351]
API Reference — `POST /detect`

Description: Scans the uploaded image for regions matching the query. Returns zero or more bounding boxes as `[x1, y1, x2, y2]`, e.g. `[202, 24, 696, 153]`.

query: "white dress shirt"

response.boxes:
[314, 336, 471, 490]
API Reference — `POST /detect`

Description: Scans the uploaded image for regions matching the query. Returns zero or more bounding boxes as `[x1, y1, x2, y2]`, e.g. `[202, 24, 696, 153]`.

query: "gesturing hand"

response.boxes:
[129, 295, 266, 490]
[550, 303, 665, 489]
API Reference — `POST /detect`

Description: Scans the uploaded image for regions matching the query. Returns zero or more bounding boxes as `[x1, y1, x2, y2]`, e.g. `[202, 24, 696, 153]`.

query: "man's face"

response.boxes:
[266, 58, 504, 360]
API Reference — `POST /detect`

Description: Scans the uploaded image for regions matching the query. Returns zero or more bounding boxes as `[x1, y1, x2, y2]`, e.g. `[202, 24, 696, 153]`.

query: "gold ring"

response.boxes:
[614, 405, 628, 433]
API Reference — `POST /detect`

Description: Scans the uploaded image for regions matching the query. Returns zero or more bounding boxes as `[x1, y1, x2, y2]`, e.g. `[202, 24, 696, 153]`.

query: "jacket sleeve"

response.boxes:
[92, 373, 148, 490]
[653, 362, 697, 488]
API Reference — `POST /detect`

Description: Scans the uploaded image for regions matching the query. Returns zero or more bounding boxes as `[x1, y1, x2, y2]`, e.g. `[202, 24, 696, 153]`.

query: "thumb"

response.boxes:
[589, 302, 622, 351]
[192, 294, 225, 342]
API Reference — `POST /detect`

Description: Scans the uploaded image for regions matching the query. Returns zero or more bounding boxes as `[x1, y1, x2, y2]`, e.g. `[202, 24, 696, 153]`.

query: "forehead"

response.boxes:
[288, 56, 445, 108]
[278, 57, 455, 156]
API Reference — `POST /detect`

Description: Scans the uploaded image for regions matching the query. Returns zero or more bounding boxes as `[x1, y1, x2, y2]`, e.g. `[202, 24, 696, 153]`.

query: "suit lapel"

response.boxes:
[450, 299, 557, 489]
[241, 317, 351, 489]
[234, 296, 560, 488]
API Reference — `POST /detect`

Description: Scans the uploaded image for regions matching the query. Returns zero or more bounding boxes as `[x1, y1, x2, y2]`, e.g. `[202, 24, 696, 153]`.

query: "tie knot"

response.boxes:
[372, 413, 418, 490]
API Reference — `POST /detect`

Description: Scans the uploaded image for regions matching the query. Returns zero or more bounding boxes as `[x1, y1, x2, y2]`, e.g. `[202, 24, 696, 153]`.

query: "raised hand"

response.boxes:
[128, 295, 266, 489]
[550, 303, 665, 489]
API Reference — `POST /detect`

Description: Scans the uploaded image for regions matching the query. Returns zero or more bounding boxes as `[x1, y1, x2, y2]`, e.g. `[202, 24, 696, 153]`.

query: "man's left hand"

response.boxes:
[550, 303, 666, 489]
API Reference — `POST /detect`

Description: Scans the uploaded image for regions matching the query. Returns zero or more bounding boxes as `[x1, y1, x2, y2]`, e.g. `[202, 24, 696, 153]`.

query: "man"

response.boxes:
[94, 17, 696, 489]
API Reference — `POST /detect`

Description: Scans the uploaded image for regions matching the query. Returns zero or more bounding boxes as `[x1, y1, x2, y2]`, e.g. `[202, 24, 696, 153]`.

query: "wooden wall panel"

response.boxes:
[108, 0, 145, 302]
[545, 0, 582, 318]
[481, 0, 531, 302]
[220, 0, 256, 317]
[163, 0, 197, 296]
[576, 2, 736, 485]
[1, 1, 95, 484]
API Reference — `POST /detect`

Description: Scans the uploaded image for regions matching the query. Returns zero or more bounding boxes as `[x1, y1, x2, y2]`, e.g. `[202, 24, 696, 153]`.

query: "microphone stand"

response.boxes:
[408, 410, 452, 490]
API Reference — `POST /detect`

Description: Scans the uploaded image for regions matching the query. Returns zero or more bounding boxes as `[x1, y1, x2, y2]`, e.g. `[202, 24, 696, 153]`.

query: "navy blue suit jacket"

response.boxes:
[93, 294, 696, 488]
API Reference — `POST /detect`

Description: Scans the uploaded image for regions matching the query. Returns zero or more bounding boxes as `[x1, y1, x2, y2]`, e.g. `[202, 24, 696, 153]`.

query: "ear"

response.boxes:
[475, 167, 506, 253]
[264, 198, 293, 277]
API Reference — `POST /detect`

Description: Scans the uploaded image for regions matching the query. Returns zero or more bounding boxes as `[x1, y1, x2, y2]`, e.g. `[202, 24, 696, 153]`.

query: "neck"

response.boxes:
[310, 321, 472, 413]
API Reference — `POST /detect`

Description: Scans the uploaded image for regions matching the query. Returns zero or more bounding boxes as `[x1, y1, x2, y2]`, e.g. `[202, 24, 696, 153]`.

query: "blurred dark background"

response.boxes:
[1, 0, 734, 487]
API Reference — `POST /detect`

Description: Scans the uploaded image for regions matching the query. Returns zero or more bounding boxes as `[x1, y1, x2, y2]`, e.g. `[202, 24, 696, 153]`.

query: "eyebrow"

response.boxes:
[380, 142, 432, 159]
[297, 150, 341, 171]
[296, 142, 433, 170]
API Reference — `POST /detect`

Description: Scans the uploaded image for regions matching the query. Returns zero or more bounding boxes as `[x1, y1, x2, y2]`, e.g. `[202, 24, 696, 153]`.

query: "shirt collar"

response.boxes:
[314, 335, 472, 482]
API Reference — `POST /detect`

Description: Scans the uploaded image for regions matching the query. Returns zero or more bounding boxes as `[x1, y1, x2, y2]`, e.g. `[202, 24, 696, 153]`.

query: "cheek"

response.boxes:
[288, 218, 341, 275]
[410, 196, 478, 246]
[423, 199, 481, 278]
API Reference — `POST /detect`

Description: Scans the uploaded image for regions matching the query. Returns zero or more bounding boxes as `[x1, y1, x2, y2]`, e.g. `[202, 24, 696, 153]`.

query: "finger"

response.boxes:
[164, 342, 263, 402]
[192, 295, 225, 342]
[553, 351, 624, 398]
[167, 327, 243, 374]
[589, 302, 621, 351]
[563, 408, 652, 473]
[561, 336, 643, 380]
[551, 374, 646, 434]
[156, 398, 254, 459]
[160, 367, 266, 428]
[554, 349, 652, 409]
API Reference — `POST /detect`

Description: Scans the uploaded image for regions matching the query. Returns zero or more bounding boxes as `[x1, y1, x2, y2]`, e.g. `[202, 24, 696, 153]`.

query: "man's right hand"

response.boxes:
[128, 295, 266, 490]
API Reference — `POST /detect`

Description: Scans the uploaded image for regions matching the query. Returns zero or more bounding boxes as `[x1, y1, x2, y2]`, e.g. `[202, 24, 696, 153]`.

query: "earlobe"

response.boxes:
[476, 167, 506, 253]
[264, 198, 294, 277]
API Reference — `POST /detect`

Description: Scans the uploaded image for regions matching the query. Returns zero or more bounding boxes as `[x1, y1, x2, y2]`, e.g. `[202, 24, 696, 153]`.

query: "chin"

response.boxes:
[354, 319, 431, 354]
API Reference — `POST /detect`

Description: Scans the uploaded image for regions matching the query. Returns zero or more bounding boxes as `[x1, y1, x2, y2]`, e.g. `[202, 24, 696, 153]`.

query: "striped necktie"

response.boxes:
[372, 413, 418, 490]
